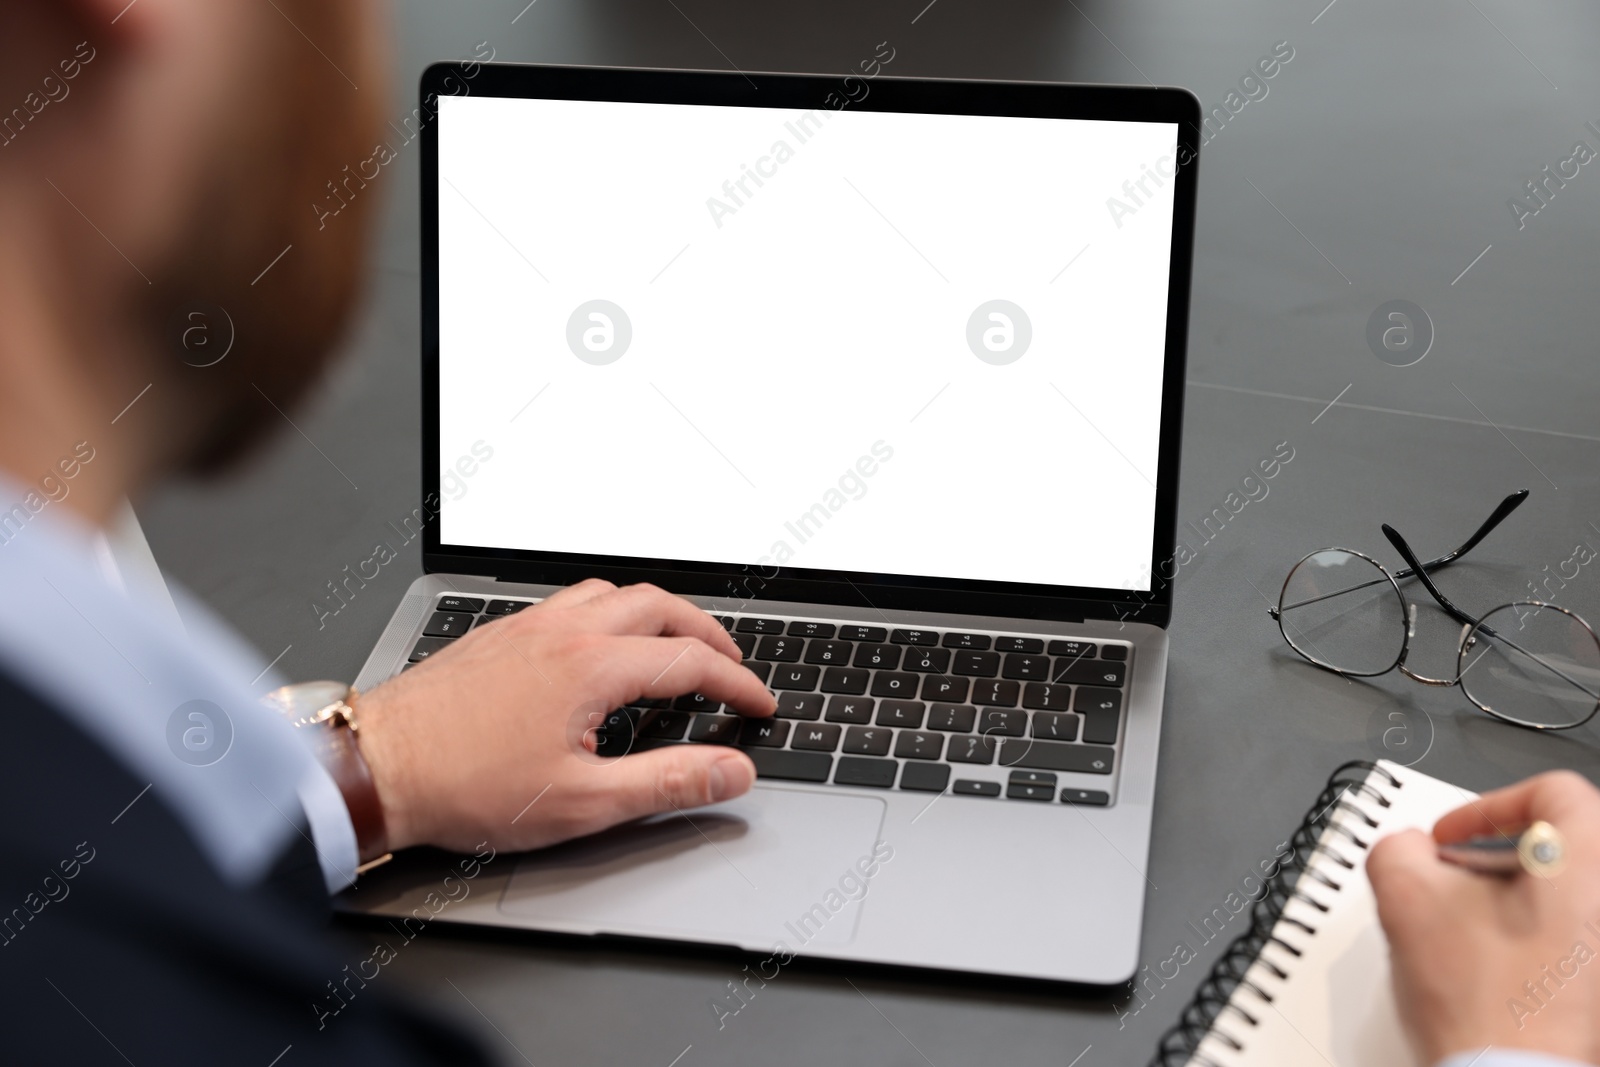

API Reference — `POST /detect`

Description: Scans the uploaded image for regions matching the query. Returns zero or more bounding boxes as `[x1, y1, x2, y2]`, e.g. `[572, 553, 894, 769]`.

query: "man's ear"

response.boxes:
[72, 0, 157, 39]
[0, 0, 148, 95]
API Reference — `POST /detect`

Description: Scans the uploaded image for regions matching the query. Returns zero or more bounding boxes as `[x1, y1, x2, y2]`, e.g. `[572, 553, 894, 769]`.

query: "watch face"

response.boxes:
[261, 680, 354, 726]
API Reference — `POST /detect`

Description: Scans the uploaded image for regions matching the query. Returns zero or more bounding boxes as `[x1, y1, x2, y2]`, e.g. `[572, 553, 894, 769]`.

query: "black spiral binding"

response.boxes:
[1146, 760, 1404, 1067]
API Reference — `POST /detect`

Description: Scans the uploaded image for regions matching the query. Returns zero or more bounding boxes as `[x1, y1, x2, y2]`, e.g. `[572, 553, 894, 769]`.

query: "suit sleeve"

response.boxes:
[0, 674, 493, 1066]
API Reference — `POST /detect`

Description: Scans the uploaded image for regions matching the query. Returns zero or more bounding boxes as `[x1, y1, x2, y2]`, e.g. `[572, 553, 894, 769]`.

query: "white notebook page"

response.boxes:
[1190, 761, 1477, 1067]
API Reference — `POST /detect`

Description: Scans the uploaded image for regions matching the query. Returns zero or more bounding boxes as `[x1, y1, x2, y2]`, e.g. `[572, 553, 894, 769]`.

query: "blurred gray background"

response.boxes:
[143, 2, 1600, 1064]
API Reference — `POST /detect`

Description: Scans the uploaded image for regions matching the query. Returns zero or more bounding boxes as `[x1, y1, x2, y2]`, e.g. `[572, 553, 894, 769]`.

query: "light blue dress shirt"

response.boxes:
[1442, 1053, 1590, 1067]
[0, 476, 358, 892]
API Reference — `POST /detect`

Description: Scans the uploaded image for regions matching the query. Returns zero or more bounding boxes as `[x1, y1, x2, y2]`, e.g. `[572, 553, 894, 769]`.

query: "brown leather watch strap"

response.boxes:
[311, 702, 390, 867]
[261, 682, 391, 871]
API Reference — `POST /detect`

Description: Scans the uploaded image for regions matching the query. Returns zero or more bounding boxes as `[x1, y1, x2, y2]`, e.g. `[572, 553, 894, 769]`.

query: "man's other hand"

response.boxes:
[1368, 770, 1600, 1066]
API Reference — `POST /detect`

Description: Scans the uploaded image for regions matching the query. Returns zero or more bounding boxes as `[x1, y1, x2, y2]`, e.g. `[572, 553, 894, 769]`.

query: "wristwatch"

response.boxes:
[261, 681, 392, 874]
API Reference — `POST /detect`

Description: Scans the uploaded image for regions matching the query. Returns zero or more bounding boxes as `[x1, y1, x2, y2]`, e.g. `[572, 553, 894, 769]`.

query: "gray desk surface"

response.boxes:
[143, 1, 1600, 1063]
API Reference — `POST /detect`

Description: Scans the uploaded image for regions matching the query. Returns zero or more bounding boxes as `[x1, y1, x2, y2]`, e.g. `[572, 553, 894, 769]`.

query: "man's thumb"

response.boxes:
[608, 745, 756, 820]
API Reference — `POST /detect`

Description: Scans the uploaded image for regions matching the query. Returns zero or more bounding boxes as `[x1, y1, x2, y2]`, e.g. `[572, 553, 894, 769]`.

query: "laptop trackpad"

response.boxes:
[499, 787, 887, 948]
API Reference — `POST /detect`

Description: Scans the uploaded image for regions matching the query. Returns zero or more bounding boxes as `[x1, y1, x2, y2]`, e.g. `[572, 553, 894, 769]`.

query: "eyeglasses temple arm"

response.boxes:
[1271, 491, 1530, 617]
[1390, 489, 1529, 581]
[1382, 524, 1479, 628]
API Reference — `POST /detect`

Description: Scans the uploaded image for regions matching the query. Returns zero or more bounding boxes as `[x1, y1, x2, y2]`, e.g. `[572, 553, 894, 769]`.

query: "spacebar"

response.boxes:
[742, 748, 833, 783]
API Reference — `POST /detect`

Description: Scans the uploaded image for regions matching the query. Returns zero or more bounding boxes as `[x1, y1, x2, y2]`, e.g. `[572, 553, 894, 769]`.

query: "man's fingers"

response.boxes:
[567, 584, 743, 660]
[1368, 829, 1455, 948]
[1432, 770, 1600, 845]
[536, 578, 617, 611]
[614, 636, 776, 715]
[595, 745, 757, 827]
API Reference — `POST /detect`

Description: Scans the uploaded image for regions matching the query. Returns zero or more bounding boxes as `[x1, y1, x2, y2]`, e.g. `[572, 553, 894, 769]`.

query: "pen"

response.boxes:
[1437, 820, 1567, 878]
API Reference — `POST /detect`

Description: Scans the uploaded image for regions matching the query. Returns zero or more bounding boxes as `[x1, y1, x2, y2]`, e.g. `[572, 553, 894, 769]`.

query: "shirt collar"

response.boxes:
[0, 472, 314, 885]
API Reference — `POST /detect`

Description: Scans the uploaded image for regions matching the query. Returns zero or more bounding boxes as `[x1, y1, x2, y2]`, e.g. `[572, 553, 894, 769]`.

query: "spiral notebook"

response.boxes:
[1150, 759, 1477, 1067]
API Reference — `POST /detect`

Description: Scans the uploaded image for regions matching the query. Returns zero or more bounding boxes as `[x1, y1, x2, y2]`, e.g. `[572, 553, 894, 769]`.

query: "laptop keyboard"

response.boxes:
[402, 596, 1129, 807]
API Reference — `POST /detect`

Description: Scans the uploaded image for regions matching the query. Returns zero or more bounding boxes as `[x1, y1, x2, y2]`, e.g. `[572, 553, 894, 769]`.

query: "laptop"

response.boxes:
[344, 62, 1199, 986]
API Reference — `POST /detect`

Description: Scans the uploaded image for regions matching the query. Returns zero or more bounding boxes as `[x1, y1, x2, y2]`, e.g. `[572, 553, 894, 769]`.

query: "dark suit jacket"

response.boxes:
[0, 672, 493, 1065]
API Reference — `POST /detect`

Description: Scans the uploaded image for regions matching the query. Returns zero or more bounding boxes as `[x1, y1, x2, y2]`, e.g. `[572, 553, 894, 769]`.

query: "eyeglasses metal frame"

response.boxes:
[1268, 490, 1600, 731]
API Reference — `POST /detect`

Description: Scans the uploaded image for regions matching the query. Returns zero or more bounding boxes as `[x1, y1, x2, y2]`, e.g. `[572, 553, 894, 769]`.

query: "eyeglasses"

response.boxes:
[1269, 490, 1600, 731]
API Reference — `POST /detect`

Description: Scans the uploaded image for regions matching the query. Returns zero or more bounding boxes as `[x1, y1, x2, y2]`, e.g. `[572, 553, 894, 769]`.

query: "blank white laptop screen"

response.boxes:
[436, 94, 1178, 593]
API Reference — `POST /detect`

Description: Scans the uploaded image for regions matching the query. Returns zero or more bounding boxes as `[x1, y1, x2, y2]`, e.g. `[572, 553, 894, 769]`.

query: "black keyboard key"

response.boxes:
[584, 709, 632, 750]
[903, 647, 951, 673]
[842, 726, 892, 756]
[746, 748, 833, 783]
[942, 632, 992, 650]
[825, 696, 875, 724]
[714, 615, 734, 630]
[853, 643, 901, 669]
[890, 628, 938, 646]
[771, 664, 821, 691]
[732, 632, 758, 658]
[437, 596, 485, 613]
[1002, 654, 1051, 681]
[875, 700, 925, 728]
[688, 714, 741, 744]
[408, 636, 454, 662]
[977, 708, 1027, 737]
[601, 710, 643, 758]
[1081, 707, 1121, 746]
[952, 651, 1001, 677]
[787, 621, 836, 638]
[834, 756, 897, 788]
[1007, 782, 1055, 801]
[593, 708, 641, 758]
[998, 739, 1113, 774]
[1010, 770, 1057, 787]
[900, 763, 951, 792]
[927, 703, 976, 732]
[1047, 639, 1097, 660]
[1062, 788, 1111, 806]
[776, 692, 825, 720]
[740, 718, 790, 747]
[947, 734, 997, 764]
[736, 617, 786, 634]
[674, 692, 722, 713]
[638, 711, 690, 740]
[1022, 683, 1072, 711]
[820, 667, 869, 694]
[870, 672, 920, 699]
[971, 679, 1020, 707]
[1074, 687, 1122, 714]
[743, 660, 774, 685]
[953, 778, 1000, 797]
[805, 640, 854, 666]
[838, 625, 887, 642]
[894, 731, 944, 760]
[630, 697, 672, 709]
[920, 675, 970, 702]
[791, 723, 842, 751]
[1031, 711, 1081, 742]
[755, 635, 804, 662]
[1053, 660, 1126, 687]
[1100, 644, 1129, 661]
[422, 611, 473, 638]
[995, 636, 1044, 654]
[471, 615, 495, 629]
[485, 599, 532, 616]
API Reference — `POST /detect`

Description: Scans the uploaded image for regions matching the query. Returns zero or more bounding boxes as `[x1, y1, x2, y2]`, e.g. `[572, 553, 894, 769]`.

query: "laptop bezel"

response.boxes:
[419, 63, 1199, 627]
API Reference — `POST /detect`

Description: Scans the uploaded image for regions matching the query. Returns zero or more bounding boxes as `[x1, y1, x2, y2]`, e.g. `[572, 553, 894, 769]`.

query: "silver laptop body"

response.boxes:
[341, 63, 1199, 986]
